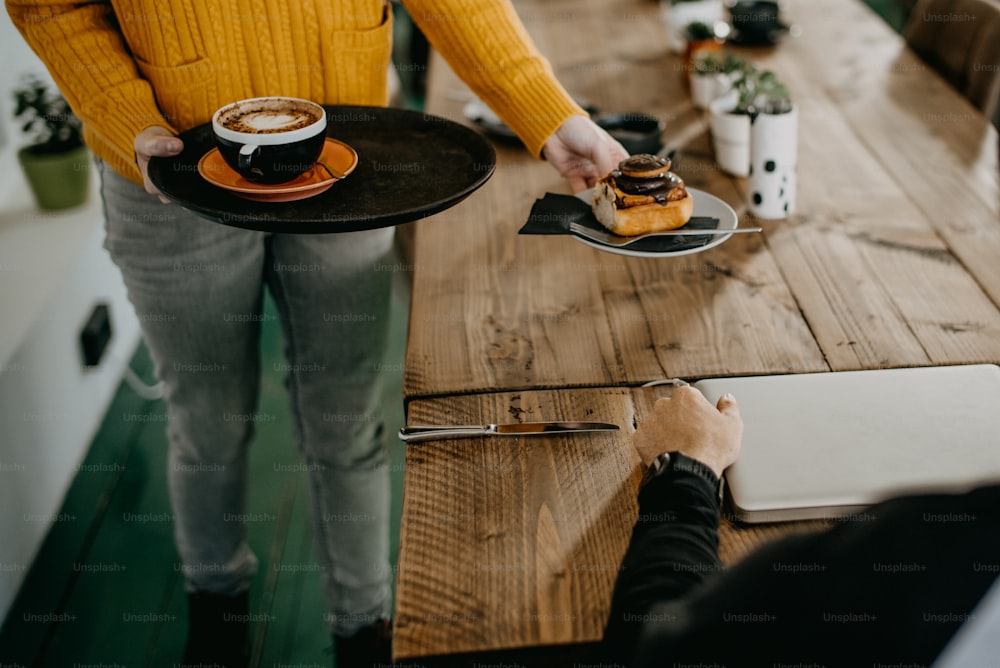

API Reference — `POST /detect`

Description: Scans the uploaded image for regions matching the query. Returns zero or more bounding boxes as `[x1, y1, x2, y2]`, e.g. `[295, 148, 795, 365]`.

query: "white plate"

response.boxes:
[572, 188, 739, 258]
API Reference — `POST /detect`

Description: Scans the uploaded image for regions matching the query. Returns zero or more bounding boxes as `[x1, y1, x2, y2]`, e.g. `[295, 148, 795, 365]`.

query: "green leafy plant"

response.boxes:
[732, 68, 792, 115]
[13, 75, 83, 155]
[692, 49, 749, 75]
[683, 20, 718, 41]
[752, 70, 792, 114]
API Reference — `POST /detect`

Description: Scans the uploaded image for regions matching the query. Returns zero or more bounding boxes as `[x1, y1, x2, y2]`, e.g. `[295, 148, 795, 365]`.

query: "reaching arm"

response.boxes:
[402, 0, 581, 158]
[603, 388, 742, 665]
[540, 114, 629, 192]
[402, 0, 627, 190]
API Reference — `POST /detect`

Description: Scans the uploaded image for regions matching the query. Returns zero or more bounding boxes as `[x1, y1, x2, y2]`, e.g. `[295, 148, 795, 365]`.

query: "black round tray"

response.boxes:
[148, 105, 496, 233]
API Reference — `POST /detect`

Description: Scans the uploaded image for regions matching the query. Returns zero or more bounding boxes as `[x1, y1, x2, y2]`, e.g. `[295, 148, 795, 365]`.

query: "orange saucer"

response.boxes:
[197, 138, 358, 202]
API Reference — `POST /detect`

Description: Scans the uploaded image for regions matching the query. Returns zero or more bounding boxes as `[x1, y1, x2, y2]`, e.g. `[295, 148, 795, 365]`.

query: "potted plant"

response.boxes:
[746, 71, 797, 218]
[689, 50, 748, 110]
[682, 21, 724, 68]
[708, 66, 792, 176]
[13, 75, 90, 211]
[741, 70, 793, 115]
[661, 0, 725, 54]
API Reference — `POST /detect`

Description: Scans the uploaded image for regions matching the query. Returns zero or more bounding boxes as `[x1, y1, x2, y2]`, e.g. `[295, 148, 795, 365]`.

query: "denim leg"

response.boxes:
[100, 164, 265, 594]
[265, 227, 395, 635]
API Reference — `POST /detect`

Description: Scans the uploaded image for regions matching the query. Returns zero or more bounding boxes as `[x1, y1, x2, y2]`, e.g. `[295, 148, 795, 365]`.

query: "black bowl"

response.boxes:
[727, 0, 789, 46]
[595, 113, 663, 155]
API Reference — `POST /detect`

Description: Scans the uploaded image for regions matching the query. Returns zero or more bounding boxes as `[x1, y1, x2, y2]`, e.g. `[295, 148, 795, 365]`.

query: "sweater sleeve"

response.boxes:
[602, 469, 722, 666]
[401, 0, 586, 157]
[6, 0, 173, 180]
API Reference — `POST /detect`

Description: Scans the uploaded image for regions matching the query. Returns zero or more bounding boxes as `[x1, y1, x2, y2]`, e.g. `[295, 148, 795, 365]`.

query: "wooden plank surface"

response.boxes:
[393, 385, 829, 660]
[777, 0, 1000, 309]
[394, 0, 1000, 661]
[743, 0, 1000, 370]
[403, 0, 1000, 399]
[404, 0, 831, 399]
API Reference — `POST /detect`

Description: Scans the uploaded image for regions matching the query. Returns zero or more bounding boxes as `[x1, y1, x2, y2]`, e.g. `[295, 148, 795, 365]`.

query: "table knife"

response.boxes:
[398, 421, 619, 442]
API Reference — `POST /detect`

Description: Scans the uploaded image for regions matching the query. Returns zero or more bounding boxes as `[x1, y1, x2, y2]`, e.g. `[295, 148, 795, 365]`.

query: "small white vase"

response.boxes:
[690, 72, 733, 110]
[708, 94, 751, 177]
[748, 104, 798, 219]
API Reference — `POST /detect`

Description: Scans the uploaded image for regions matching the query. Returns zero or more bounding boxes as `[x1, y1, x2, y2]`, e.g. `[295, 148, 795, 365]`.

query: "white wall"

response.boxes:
[0, 14, 140, 625]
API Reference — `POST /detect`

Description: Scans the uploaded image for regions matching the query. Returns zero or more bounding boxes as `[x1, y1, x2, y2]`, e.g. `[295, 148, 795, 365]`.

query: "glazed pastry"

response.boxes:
[592, 154, 693, 235]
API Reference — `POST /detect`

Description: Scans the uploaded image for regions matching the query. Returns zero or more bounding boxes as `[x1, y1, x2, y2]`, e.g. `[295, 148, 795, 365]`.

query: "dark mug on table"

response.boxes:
[727, 0, 785, 43]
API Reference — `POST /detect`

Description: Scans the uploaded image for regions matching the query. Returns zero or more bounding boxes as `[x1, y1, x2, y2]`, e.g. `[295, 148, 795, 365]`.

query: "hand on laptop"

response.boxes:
[633, 386, 743, 477]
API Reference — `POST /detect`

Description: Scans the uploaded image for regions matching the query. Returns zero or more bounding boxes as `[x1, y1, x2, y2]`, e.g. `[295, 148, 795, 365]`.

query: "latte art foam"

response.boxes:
[220, 103, 322, 134]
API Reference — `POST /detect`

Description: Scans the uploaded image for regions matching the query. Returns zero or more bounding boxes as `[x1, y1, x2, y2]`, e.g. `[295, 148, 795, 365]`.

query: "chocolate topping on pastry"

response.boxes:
[602, 153, 686, 209]
[615, 171, 682, 197]
[617, 153, 672, 178]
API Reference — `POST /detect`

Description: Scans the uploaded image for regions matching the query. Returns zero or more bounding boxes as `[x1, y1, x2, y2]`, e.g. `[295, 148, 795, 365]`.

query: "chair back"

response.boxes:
[905, 0, 1000, 124]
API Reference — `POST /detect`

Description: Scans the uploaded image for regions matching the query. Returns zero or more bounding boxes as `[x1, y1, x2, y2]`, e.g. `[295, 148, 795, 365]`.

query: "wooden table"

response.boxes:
[393, 0, 1000, 663]
[395, 386, 830, 663]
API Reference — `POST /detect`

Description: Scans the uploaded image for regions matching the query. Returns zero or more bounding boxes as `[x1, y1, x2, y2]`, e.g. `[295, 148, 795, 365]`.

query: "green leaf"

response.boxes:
[10, 77, 84, 148]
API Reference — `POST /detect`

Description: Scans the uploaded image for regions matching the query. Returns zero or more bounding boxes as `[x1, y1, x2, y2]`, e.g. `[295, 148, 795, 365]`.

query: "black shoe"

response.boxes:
[333, 618, 392, 667]
[181, 590, 250, 668]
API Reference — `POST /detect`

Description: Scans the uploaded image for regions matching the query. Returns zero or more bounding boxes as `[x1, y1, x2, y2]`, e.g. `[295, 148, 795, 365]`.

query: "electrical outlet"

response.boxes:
[80, 302, 112, 367]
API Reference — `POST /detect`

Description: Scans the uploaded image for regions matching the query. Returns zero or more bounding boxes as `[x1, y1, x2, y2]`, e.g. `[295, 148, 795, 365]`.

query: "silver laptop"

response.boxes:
[693, 365, 1000, 523]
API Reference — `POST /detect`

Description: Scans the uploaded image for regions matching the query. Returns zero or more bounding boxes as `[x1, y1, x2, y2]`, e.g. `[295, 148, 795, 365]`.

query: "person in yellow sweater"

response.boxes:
[6, 1, 627, 666]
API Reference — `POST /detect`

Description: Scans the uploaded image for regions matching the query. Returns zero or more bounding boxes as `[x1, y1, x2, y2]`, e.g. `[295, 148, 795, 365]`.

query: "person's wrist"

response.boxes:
[641, 451, 723, 501]
[683, 452, 726, 478]
[640, 448, 724, 477]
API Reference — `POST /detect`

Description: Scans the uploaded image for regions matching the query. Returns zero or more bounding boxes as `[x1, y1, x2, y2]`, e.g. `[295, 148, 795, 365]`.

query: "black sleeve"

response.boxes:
[602, 469, 721, 666]
[606, 479, 1000, 668]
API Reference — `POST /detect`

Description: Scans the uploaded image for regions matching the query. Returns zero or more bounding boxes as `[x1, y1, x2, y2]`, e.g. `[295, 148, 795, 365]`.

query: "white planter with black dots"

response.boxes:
[748, 104, 798, 219]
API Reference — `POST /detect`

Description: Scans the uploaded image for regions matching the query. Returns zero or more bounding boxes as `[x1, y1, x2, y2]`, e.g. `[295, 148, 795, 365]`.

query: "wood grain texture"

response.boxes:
[393, 386, 829, 659]
[404, 0, 1000, 399]
[405, 0, 828, 399]
[744, 0, 1000, 370]
[394, 0, 1000, 661]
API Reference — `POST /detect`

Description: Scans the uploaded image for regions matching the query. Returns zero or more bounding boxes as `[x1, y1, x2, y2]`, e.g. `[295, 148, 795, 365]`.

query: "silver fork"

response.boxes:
[568, 222, 762, 247]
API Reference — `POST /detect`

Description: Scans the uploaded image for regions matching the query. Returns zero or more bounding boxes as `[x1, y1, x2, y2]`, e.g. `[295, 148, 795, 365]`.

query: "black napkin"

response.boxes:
[519, 193, 721, 253]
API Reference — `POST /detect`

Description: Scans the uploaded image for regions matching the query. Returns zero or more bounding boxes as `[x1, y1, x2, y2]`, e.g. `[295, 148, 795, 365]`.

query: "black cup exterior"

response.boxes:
[216, 130, 326, 185]
[729, 1, 780, 38]
[596, 113, 663, 155]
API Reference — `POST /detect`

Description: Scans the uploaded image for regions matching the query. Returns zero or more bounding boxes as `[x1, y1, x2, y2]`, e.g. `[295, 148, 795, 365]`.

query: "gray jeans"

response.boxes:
[98, 162, 394, 634]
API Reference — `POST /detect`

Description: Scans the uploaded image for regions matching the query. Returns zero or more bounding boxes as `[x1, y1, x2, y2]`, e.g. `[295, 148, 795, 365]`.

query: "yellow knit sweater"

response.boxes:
[6, 0, 583, 184]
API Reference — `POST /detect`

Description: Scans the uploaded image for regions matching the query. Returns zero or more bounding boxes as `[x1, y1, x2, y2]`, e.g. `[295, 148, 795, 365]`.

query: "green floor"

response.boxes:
[0, 273, 411, 667]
